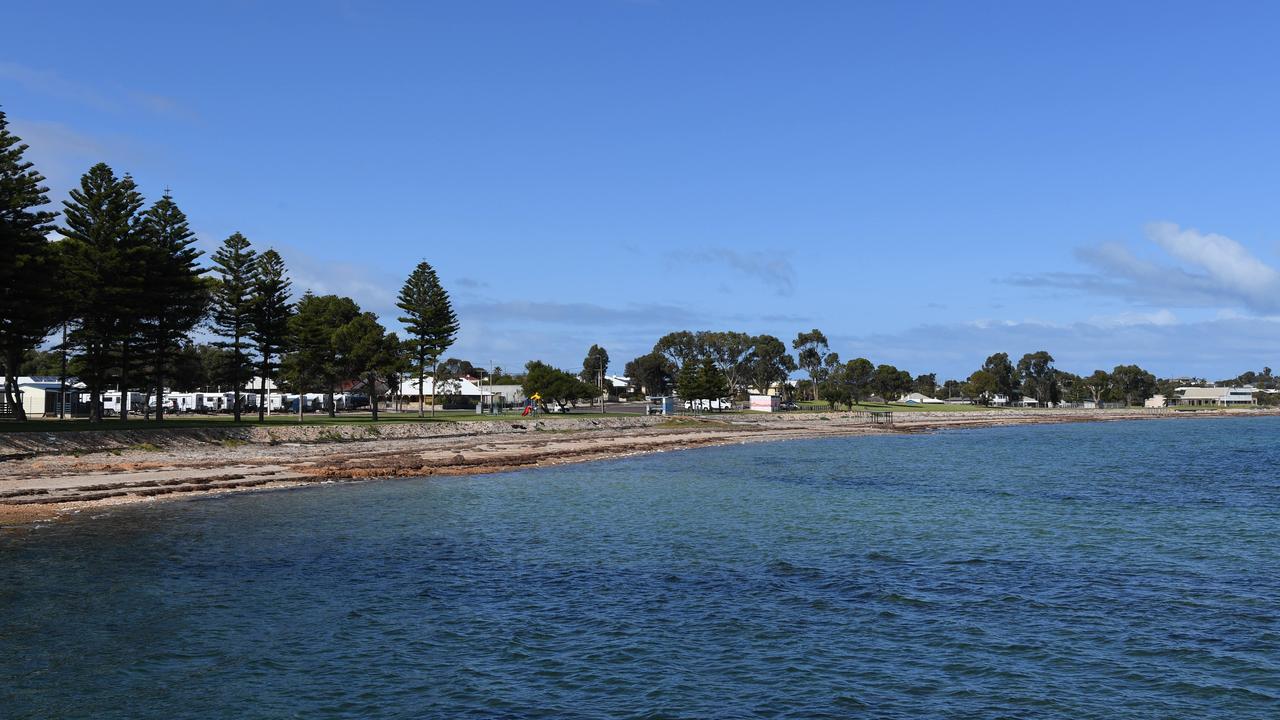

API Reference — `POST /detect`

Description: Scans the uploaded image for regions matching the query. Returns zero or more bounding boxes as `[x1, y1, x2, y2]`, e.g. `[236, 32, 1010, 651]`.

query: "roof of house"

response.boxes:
[17, 376, 85, 388]
[398, 377, 484, 396]
[1178, 386, 1252, 399]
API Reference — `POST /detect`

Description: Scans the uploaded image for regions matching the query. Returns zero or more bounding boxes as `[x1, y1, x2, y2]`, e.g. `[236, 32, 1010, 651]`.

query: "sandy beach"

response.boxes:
[0, 408, 1270, 527]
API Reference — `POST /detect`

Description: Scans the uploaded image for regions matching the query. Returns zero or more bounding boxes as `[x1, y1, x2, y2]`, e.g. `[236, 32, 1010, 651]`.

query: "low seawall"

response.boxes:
[0, 416, 671, 458]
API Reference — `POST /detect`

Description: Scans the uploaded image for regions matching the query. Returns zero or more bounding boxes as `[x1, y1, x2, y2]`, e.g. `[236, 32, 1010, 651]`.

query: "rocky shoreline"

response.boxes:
[0, 408, 1271, 527]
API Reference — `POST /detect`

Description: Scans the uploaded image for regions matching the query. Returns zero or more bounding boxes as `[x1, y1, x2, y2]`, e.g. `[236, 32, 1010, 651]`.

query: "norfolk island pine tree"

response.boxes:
[397, 261, 458, 418]
[210, 233, 257, 422]
[0, 110, 61, 420]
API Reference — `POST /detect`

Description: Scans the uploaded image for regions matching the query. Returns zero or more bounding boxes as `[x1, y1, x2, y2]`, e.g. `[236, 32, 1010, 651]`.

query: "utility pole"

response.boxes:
[599, 361, 606, 415]
[431, 360, 438, 418]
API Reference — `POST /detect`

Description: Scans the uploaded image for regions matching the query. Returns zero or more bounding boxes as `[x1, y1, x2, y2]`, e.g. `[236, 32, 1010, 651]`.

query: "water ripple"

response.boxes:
[2, 417, 1279, 719]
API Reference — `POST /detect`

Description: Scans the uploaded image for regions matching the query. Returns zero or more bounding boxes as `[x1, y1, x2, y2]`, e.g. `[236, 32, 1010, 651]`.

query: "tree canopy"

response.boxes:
[523, 360, 598, 412]
[0, 110, 60, 419]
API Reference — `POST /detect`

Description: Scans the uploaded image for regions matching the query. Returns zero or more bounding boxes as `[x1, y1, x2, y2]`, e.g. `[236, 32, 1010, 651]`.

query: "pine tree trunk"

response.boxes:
[231, 334, 242, 422]
[258, 357, 268, 422]
[154, 338, 165, 422]
[155, 373, 165, 422]
[3, 364, 27, 422]
[58, 324, 68, 420]
[369, 371, 379, 421]
[327, 386, 335, 418]
[418, 364, 425, 418]
[119, 340, 131, 421]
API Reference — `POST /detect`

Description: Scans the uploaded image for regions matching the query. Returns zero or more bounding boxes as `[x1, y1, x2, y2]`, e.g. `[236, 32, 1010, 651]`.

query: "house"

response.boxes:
[1172, 386, 1256, 407]
[1144, 395, 1167, 408]
[11, 376, 86, 417]
[603, 375, 634, 400]
[899, 392, 945, 405]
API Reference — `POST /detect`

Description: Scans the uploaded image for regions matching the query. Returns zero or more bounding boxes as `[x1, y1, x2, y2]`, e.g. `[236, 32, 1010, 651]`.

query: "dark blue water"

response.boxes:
[2, 418, 1278, 719]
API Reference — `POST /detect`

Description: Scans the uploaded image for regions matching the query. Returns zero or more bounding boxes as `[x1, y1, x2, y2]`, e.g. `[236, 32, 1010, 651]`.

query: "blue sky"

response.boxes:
[6, 1, 1280, 380]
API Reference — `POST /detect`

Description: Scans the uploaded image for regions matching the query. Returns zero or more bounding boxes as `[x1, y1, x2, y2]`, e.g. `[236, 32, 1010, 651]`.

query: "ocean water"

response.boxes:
[1, 417, 1278, 719]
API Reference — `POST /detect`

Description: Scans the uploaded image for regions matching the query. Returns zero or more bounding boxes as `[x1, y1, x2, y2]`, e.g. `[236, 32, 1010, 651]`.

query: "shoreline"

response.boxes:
[2, 408, 1273, 529]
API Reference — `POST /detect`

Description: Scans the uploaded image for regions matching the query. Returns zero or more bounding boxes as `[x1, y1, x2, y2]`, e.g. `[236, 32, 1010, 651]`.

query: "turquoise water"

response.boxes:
[2, 417, 1278, 718]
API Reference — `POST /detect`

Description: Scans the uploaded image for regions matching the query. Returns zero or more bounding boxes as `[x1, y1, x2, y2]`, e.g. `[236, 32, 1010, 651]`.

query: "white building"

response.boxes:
[1173, 386, 1256, 407]
[11, 376, 85, 417]
[399, 377, 485, 400]
[899, 392, 945, 405]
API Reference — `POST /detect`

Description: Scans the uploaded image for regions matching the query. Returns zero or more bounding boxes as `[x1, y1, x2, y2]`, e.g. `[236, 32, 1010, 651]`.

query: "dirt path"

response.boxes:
[1, 408, 1269, 527]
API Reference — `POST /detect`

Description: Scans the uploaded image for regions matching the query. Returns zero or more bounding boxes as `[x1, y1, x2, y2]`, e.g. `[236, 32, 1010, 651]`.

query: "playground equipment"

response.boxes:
[521, 392, 542, 416]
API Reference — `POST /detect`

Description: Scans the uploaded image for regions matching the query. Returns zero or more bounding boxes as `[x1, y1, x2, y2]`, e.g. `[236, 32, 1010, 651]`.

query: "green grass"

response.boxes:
[795, 400, 1002, 413]
[0, 409, 646, 434]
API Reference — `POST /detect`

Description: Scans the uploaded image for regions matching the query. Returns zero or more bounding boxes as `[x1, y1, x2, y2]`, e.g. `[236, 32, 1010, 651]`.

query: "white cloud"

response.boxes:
[829, 315, 1280, 380]
[664, 247, 797, 296]
[0, 62, 193, 120]
[1146, 221, 1280, 306]
[1088, 309, 1179, 327]
[1008, 222, 1280, 314]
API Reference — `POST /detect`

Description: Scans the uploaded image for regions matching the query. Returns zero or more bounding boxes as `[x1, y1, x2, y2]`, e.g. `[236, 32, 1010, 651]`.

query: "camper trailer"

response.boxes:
[94, 391, 146, 417]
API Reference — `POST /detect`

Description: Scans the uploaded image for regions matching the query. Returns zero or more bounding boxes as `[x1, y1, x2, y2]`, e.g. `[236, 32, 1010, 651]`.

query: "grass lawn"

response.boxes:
[0, 409, 643, 434]
[795, 400, 1001, 413]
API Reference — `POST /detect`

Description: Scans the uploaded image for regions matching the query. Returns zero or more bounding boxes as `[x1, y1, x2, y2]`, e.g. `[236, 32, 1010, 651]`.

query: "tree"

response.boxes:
[1111, 364, 1157, 406]
[248, 249, 293, 421]
[17, 349, 62, 376]
[1082, 370, 1111, 407]
[0, 111, 61, 420]
[136, 192, 209, 422]
[376, 334, 410, 412]
[702, 331, 754, 398]
[580, 343, 610, 389]
[845, 357, 876, 404]
[397, 261, 459, 417]
[979, 352, 1018, 402]
[653, 331, 701, 371]
[333, 311, 391, 420]
[676, 357, 729, 411]
[1016, 350, 1057, 407]
[912, 373, 938, 398]
[59, 163, 145, 422]
[964, 369, 998, 405]
[792, 329, 833, 401]
[1056, 371, 1085, 404]
[818, 361, 852, 409]
[625, 352, 675, 396]
[523, 360, 598, 412]
[871, 363, 909, 402]
[210, 233, 258, 420]
[746, 334, 796, 396]
[284, 293, 361, 418]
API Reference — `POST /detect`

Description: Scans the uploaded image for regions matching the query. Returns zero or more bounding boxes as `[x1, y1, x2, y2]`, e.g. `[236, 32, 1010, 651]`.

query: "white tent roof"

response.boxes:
[245, 376, 282, 392]
[398, 377, 484, 396]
